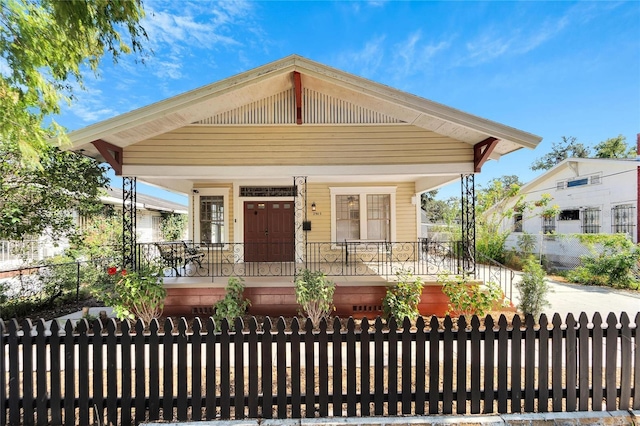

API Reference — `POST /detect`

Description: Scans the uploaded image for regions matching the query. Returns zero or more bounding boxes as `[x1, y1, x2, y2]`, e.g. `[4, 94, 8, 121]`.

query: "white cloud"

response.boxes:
[392, 30, 451, 78]
[336, 36, 387, 78]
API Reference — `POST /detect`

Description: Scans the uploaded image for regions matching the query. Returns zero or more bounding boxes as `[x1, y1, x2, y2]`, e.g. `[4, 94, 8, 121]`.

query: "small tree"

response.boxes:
[295, 269, 335, 328]
[382, 270, 424, 321]
[515, 257, 551, 317]
[439, 272, 504, 317]
[213, 277, 251, 330]
[160, 213, 187, 241]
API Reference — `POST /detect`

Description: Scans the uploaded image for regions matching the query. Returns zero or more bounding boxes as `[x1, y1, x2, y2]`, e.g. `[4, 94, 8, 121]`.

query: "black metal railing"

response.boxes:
[136, 240, 465, 279]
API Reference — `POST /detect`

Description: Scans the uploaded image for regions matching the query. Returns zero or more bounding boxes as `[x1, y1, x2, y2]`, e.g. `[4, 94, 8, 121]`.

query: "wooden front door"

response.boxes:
[244, 201, 295, 262]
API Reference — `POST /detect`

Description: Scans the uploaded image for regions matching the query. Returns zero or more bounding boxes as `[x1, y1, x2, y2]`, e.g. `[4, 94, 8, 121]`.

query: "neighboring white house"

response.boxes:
[0, 188, 187, 270]
[98, 188, 188, 243]
[498, 157, 638, 268]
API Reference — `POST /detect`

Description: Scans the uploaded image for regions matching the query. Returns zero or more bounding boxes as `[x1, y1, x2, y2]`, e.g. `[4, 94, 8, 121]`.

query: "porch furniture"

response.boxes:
[155, 242, 205, 276]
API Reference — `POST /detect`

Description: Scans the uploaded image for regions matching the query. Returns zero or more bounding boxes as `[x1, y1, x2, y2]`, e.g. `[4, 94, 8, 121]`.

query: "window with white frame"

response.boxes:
[197, 192, 227, 244]
[331, 187, 395, 243]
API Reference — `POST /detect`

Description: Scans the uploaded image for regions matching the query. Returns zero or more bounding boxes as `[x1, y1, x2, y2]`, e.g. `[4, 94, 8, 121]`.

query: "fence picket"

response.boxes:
[388, 317, 398, 416]
[429, 316, 440, 415]
[64, 320, 75, 426]
[578, 313, 589, 411]
[135, 320, 147, 424]
[220, 319, 231, 419]
[291, 318, 302, 418]
[497, 315, 508, 413]
[148, 319, 161, 421]
[605, 313, 618, 411]
[414, 317, 426, 415]
[511, 315, 522, 413]
[177, 318, 189, 421]
[162, 318, 175, 420]
[121, 320, 133, 426]
[261, 317, 273, 418]
[551, 314, 563, 412]
[7, 320, 19, 426]
[634, 312, 640, 410]
[276, 317, 287, 418]
[456, 315, 467, 414]
[77, 319, 90, 426]
[332, 317, 343, 416]
[0, 320, 5, 426]
[234, 317, 246, 419]
[105, 319, 118, 426]
[443, 316, 454, 414]
[48, 320, 62, 425]
[538, 314, 549, 412]
[191, 319, 203, 421]
[620, 312, 631, 410]
[304, 318, 315, 418]
[248, 317, 259, 418]
[483, 315, 495, 414]
[346, 318, 358, 416]
[35, 320, 47, 426]
[591, 313, 603, 411]
[524, 315, 535, 412]
[470, 316, 481, 414]
[374, 317, 384, 415]
[22, 319, 34, 426]
[401, 317, 412, 415]
[318, 318, 329, 417]
[565, 314, 577, 412]
[205, 317, 217, 420]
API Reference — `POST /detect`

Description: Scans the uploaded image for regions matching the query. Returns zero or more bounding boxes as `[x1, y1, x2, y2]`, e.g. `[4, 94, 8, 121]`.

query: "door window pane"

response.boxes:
[200, 196, 224, 244]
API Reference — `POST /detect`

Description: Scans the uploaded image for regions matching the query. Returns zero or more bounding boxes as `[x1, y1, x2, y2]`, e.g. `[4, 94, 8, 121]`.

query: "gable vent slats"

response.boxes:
[194, 87, 404, 125]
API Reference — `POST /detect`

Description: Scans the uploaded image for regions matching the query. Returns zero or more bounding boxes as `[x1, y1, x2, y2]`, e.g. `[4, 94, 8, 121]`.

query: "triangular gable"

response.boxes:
[194, 87, 404, 125]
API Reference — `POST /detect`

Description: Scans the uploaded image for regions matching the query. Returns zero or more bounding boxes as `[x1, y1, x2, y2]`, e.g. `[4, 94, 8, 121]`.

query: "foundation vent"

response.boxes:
[352, 305, 383, 313]
[191, 306, 214, 316]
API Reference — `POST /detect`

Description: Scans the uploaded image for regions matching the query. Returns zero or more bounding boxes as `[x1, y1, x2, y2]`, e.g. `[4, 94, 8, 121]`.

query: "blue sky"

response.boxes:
[56, 1, 640, 204]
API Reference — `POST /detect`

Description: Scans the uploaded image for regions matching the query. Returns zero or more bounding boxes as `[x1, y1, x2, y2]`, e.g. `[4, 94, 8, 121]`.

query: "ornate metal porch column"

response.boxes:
[460, 174, 476, 275]
[293, 176, 308, 269]
[122, 177, 137, 270]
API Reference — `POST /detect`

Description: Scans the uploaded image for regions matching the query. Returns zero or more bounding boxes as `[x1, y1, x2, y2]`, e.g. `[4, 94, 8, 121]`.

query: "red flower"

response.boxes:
[107, 266, 117, 276]
[121, 269, 127, 276]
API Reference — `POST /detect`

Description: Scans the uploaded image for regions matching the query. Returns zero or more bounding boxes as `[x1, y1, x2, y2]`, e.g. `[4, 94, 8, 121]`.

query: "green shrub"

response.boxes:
[515, 257, 551, 317]
[567, 235, 640, 289]
[213, 276, 250, 330]
[95, 264, 166, 324]
[294, 269, 335, 327]
[382, 270, 424, 321]
[476, 231, 509, 264]
[439, 272, 505, 317]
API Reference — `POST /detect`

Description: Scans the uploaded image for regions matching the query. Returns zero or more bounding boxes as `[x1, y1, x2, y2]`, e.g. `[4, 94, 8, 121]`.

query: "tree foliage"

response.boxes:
[295, 269, 336, 328]
[0, 144, 109, 240]
[0, 0, 148, 164]
[530, 136, 590, 171]
[421, 190, 459, 225]
[160, 213, 188, 241]
[594, 134, 636, 159]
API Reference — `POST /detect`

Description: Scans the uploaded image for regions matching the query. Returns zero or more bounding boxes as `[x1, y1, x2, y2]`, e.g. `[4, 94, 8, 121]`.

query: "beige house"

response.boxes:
[67, 55, 541, 316]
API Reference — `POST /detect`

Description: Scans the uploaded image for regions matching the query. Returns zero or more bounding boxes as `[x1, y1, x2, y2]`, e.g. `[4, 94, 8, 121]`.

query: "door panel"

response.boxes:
[244, 201, 294, 262]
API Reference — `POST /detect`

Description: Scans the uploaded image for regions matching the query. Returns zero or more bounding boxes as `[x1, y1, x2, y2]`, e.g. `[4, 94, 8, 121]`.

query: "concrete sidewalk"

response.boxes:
[141, 410, 639, 425]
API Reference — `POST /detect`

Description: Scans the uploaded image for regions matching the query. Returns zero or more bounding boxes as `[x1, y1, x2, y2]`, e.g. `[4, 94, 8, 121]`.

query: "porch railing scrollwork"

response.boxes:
[136, 240, 466, 279]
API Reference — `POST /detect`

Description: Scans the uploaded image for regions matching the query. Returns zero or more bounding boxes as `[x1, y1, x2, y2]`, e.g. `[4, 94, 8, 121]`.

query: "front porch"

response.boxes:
[137, 240, 514, 318]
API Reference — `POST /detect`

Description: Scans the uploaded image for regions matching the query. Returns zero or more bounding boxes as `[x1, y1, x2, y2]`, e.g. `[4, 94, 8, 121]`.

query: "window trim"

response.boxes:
[329, 186, 396, 244]
[193, 188, 229, 247]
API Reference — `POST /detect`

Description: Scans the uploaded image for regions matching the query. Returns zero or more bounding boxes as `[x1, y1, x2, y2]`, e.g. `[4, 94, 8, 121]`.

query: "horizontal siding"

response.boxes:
[125, 125, 472, 166]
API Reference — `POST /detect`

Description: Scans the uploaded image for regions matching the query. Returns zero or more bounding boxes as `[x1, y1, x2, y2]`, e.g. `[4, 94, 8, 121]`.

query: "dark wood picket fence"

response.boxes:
[1, 312, 638, 425]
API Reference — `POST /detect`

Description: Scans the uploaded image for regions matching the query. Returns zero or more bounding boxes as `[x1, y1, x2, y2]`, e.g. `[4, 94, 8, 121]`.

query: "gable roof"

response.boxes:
[519, 157, 637, 194]
[68, 54, 541, 162]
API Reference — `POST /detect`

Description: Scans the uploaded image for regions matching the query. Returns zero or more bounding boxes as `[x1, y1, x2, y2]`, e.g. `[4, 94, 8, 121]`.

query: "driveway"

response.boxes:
[512, 275, 640, 319]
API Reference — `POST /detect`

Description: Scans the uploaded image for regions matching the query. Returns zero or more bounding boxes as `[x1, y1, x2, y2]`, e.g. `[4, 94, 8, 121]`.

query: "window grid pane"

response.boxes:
[336, 195, 360, 241]
[542, 216, 556, 234]
[367, 194, 390, 240]
[200, 196, 224, 244]
[612, 205, 635, 236]
[582, 208, 600, 234]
